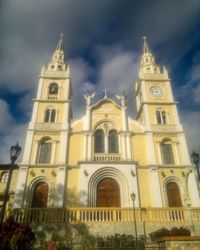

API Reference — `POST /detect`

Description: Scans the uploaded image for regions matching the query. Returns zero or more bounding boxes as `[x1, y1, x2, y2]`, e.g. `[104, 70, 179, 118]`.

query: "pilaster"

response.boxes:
[149, 167, 163, 207]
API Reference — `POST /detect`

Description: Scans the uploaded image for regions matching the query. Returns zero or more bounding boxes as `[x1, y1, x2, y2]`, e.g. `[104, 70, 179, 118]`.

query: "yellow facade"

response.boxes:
[7, 35, 200, 212]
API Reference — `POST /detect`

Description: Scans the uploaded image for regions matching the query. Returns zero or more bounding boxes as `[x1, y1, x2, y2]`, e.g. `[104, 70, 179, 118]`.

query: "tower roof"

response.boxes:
[143, 36, 151, 55]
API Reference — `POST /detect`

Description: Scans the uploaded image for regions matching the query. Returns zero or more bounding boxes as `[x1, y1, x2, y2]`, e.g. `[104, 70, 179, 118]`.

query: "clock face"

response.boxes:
[150, 86, 163, 97]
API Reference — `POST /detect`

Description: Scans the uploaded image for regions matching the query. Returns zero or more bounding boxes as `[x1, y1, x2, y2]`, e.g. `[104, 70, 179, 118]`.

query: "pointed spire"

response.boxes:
[139, 37, 161, 77]
[56, 33, 64, 51]
[46, 34, 67, 72]
[143, 36, 151, 54]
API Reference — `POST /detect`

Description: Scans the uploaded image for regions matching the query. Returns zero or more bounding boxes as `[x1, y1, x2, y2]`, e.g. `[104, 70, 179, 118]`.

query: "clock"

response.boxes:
[150, 86, 163, 97]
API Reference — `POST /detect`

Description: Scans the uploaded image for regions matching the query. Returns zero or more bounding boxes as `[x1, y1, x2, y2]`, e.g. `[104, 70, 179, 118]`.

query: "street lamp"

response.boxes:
[131, 192, 138, 245]
[0, 142, 21, 224]
[191, 150, 200, 181]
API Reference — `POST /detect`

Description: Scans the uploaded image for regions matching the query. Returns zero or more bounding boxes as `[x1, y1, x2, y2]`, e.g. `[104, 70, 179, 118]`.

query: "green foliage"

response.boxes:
[150, 227, 191, 242]
[39, 228, 144, 250]
[0, 216, 35, 250]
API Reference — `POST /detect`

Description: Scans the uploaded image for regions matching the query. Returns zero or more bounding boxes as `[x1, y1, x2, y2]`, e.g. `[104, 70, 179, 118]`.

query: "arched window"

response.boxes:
[38, 138, 52, 164]
[44, 109, 50, 122]
[31, 181, 48, 208]
[44, 109, 56, 123]
[161, 139, 174, 164]
[48, 83, 58, 95]
[94, 129, 104, 153]
[156, 111, 162, 124]
[0, 172, 9, 183]
[166, 181, 182, 207]
[50, 109, 56, 122]
[108, 130, 118, 153]
[162, 111, 167, 124]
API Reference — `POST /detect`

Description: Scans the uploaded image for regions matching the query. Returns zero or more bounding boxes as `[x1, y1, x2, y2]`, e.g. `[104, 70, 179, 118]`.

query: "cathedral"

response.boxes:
[7, 35, 200, 234]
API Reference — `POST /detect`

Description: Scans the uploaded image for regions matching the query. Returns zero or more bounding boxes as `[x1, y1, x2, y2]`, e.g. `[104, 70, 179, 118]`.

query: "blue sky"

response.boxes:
[1, 0, 200, 162]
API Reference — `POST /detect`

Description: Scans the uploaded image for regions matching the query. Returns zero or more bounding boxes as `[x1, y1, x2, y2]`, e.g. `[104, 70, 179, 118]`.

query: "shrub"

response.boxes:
[0, 216, 35, 250]
[150, 227, 191, 242]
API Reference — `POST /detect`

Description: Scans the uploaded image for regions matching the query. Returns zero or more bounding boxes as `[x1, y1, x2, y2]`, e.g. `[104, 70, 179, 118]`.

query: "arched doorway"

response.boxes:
[167, 181, 182, 207]
[97, 178, 120, 207]
[31, 181, 48, 208]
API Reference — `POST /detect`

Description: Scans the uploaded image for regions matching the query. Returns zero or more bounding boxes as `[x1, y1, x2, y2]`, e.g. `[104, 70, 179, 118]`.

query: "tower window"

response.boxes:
[156, 111, 162, 124]
[161, 139, 174, 164]
[44, 109, 56, 123]
[37, 138, 52, 164]
[108, 130, 119, 153]
[156, 110, 167, 124]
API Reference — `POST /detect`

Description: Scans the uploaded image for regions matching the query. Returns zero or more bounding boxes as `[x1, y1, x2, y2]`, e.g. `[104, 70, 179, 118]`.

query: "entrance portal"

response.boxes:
[31, 181, 48, 208]
[167, 181, 182, 207]
[97, 178, 120, 207]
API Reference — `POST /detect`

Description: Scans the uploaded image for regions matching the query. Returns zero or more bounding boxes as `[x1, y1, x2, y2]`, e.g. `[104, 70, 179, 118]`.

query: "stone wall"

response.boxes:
[158, 236, 200, 250]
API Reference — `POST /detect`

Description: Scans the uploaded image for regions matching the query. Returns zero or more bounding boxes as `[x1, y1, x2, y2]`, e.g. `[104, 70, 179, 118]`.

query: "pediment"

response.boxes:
[92, 98, 121, 114]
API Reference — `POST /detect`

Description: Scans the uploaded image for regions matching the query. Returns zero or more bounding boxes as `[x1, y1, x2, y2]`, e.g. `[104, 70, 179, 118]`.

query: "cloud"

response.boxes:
[0, 99, 26, 163]
[1, 0, 200, 160]
[0, 99, 16, 135]
[96, 46, 139, 114]
[182, 111, 200, 154]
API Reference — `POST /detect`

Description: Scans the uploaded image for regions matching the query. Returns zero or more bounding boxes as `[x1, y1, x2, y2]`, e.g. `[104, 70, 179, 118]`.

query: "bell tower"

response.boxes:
[14, 34, 72, 207]
[134, 38, 192, 207]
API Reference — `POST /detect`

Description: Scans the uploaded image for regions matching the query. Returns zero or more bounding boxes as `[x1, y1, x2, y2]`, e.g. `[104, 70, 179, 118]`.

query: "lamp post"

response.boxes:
[131, 192, 138, 246]
[0, 142, 21, 224]
[191, 150, 200, 181]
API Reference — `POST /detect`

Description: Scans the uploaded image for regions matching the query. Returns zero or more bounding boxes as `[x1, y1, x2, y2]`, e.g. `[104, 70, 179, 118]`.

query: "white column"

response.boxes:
[83, 134, 88, 161]
[36, 77, 43, 99]
[126, 134, 131, 160]
[29, 102, 39, 129]
[105, 134, 109, 154]
[149, 167, 163, 207]
[188, 171, 200, 207]
[141, 81, 147, 101]
[121, 134, 127, 160]
[144, 105, 151, 130]
[146, 132, 156, 164]
[13, 166, 28, 208]
[122, 108, 128, 131]
[156, 142, 162, 164]
[50, 141, 57, 164]
[62, 102, 69, 129]
[172, 142, 180, 165]
[32, 140, 39, 164]
[85, 107, 91, 130]
[88, 134, 92, 160]
[55, 167, 66, 207]
[59, 131, 68, 163]
[179, 133, 191, 165]
[22, 131, 34, 163]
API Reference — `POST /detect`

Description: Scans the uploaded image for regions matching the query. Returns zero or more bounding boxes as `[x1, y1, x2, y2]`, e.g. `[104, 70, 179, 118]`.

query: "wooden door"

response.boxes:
[32, 182, 48, 208]
[97, 178, 120, 207]
[167, 182, 182, 207]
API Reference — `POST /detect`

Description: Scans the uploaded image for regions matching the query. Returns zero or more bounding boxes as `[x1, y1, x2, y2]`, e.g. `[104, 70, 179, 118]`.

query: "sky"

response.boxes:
[0, 0, 200, 163]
